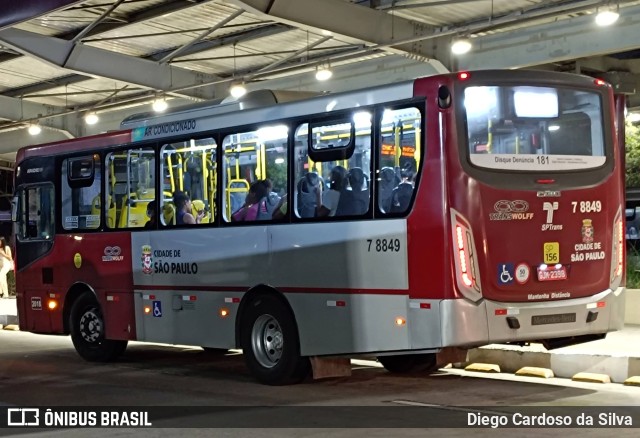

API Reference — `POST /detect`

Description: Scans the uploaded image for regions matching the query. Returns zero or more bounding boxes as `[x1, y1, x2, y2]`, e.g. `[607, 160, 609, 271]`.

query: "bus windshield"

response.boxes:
[465, 85, 606, 171]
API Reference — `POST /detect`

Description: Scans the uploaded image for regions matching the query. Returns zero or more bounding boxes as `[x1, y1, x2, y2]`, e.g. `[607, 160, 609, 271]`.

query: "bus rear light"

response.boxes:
[450, 209, 482, 300]
[610, 208, 624, 285]
[395, 317, 406, 326]
[594, 79, 607, 86]
[458, 72, 470, 80]
[144, 306, 151, 315]
[219, 308, 229, 318]
[615, 219, 623, 277]
[47, 300, 58, 310]
[536, 179, 555, 184]
[495, 309, 507, 316]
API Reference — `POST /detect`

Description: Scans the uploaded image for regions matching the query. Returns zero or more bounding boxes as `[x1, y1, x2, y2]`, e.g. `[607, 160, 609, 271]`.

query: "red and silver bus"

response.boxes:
[14, 70, 625, 385]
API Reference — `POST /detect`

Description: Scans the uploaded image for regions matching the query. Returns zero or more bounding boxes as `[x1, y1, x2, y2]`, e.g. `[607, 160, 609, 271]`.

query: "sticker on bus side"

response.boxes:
[543, 242, 559, 264]
[497, 263, 514, 285]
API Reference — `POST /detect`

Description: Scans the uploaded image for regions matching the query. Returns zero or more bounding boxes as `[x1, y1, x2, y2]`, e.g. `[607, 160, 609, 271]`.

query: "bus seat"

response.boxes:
[257, 192, 281, 220]
[390, 182, 414, 213]
[227, 179, 249, 219]
[296, 172, 322, 218]
[118, 193, 150, 228]
[336, 167, 369, 216]
[162, 202, 176, 226]
[379, 167, 399, 213]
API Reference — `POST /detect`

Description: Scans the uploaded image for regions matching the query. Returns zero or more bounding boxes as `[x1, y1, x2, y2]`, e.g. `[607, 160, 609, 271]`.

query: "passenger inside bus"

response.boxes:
[296, 172, 323, 218]
[316, 165, 347, 217]
[390, 167, 415, 213]
[272, 195, 288, 220]
[173, 191, 204, 225]
[144, 200, 157, 229]
[336, 167, 369, 216]
[260, 179, 281, 218]
[378, 167, 400, 213]
[231, 181, 269, 222]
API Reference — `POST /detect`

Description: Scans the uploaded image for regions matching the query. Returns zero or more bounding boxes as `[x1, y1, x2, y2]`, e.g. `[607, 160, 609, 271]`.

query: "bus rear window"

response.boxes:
[465, 85, 606, 171]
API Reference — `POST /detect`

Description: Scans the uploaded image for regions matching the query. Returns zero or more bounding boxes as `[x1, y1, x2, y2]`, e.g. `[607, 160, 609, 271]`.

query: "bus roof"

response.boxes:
[120, 80, 417, 142]
[16, 130, 132, 164]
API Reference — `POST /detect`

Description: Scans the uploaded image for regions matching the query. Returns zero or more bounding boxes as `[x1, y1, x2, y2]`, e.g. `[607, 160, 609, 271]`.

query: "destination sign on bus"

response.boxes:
[380, 144, 414, 157]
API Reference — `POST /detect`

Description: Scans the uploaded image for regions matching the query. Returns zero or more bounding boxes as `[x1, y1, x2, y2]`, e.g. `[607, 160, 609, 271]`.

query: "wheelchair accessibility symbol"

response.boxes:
[152, 301, 162, 317]
[497, 263, 514, 285]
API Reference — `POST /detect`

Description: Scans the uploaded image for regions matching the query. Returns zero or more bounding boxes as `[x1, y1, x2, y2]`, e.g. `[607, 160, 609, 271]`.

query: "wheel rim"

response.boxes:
[79, 307, 103, 344]
[251, 314, 284, 368]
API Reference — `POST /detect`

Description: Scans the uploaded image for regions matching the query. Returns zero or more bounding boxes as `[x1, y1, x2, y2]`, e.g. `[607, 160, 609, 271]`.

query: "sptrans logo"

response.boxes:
[141, 245, 153, 274]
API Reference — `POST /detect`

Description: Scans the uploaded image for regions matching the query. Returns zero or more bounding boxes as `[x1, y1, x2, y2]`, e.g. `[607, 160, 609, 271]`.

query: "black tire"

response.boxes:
[69, 292, 127, 362]
[240, 294, 310, 385]
[377, 353, 438, 374]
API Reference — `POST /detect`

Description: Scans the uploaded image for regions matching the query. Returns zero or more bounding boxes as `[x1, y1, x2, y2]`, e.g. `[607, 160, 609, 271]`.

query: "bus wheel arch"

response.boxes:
[237, 285, 310, 385]
[63, 283, 98, 334]
[68, 289, 127, 362]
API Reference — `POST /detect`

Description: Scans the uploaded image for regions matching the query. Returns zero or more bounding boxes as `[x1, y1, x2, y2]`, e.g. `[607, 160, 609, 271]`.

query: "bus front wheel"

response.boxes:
[377, 353, 438, 374]
[240, 294, 309, 385]
[69, 292, 127, 362]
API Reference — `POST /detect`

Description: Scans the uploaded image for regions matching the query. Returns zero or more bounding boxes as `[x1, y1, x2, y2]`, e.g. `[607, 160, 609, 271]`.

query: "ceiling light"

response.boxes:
[230, 83, 247, 98]
[27, 123, 41, 135]
[315, 66, 333, 81]
[152, 97, 168, 112]
[451, 37, 473, 55]
[595, 9, 619, 26]
[84, 112, 99, 125]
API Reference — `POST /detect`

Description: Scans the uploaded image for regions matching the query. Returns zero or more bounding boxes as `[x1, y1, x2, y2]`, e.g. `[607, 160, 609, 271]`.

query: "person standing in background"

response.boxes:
[0, 237, 13, 298]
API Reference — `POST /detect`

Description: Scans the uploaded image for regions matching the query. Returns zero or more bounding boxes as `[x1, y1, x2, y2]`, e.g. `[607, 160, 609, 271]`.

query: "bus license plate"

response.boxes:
[537, 266, 567, 281]
[531, 313, 576, 326]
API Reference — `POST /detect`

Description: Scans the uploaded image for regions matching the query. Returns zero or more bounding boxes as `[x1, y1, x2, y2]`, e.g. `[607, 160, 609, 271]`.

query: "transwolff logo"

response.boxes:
[489, 200, 533, 221]
[102, 246, 124, 262]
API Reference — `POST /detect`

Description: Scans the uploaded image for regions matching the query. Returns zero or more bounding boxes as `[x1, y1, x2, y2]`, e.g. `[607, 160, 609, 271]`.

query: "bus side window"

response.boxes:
[61, 155, 101, 231]
[106, 148, 156, 229]
[222, 126, 288, 223]
[377, 107, 422, 215]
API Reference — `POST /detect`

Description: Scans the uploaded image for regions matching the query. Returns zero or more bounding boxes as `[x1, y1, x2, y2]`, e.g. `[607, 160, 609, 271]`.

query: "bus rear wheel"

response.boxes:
[240, 294, 309, 385]
[377, 353, 438, 374]
[69, 292, 127, 362]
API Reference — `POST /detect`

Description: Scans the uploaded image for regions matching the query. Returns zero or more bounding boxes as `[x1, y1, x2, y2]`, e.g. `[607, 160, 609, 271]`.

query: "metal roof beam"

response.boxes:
[148, 23, 293, 62]
[61, 0, 215, 40]
[0, 28, 218, 100]
[0, 94, 67, 131]
[158, 9, 245, 63]
[3, 74, 89, 98]
[458, 3, 640, 70]
[231, 0, 447, 67]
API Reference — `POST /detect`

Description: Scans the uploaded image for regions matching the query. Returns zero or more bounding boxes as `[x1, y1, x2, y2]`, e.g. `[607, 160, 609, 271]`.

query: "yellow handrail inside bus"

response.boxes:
[394, 124, 401, 167]
[167, 153, 175, 193]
